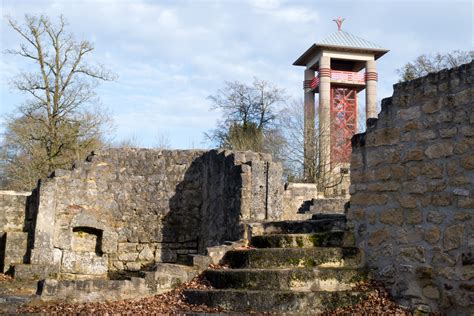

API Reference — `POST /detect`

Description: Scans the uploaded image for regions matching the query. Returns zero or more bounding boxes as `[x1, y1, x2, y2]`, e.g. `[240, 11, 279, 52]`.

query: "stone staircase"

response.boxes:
[184, 214, 371, 314]
[0, 279, 37, 314]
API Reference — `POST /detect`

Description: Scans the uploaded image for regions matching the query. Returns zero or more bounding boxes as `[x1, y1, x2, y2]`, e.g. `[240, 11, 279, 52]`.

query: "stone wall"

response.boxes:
[26, 149, 283, 279]
[282, 183, 319, 220]
[0, 191, 36, 273]
[348, 62, 473, 314]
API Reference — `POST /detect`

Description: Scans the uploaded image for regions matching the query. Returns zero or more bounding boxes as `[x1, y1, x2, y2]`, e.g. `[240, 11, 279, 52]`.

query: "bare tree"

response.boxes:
[206, 78, 285, 152]
[397, 50, 472, 82]
[1, 15, 115, 190]
[153, 133, 171, 149]
[274, 99, 306, 181]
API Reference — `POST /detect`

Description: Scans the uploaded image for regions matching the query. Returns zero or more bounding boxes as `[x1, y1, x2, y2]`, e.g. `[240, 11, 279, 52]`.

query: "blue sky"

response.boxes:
[1, 0, 472, 149]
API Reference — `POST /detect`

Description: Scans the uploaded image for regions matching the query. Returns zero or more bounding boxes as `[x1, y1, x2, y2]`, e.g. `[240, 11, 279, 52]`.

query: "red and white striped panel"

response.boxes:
[319, 68, 331, 77]
[365, 72, 378, 81]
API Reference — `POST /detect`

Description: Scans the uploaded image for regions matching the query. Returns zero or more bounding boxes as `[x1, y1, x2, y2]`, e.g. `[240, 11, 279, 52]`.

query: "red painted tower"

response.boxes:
[293, 18, 389, 195]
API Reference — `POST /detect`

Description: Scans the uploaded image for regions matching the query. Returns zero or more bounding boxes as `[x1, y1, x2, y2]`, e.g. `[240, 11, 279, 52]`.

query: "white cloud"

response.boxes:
[266, 6, 319, 23]
[1, 0, 472, 148]
[249, 0, 281, 10]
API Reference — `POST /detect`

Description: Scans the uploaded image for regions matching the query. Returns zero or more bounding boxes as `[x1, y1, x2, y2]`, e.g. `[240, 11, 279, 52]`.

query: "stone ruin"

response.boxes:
[0, 62, 472, 315]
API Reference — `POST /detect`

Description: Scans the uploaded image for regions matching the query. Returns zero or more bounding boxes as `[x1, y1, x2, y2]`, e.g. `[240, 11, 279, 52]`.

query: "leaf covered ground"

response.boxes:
[16, 273, 413, 315]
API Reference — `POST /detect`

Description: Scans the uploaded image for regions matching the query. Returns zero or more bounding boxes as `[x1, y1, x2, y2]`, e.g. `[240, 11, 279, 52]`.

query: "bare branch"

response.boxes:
[1, 14, 115, 190]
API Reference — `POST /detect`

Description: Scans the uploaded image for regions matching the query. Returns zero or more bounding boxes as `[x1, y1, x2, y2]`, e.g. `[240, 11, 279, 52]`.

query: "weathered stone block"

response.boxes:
[454, 140, 470, 154]
[446, 160, 459, 176]
[415, 130, 437, 141]
[102, 231, 118, 254]
[454, 212, 471, 221]
[1, 232, 28, 273]
[403, 121, 421, 132]
[453, 188, 470, 196]
[422, 100, 443, 113]
[432, 251, 456, 267]
[406, 166, 421, 179]
[422, 285, 440, 299]
[397, 195, 417, 209]
[399, 106, 421, 120]
[460, 126, 474, 137]
[14, 263, 60, 280]
[426, 180, 447, 192]
[351, 193, 388, 206]
[423, 227, 441, 244]
[405, 209, 423, 225]
[366, 148, 400, 167]
[402, 149, 425, 162]
[397, 228, 423, 244]
[449, 176, 470, 186]
[426, 211, 445, 224]
[125, 261, 141, 271]
[403, 182, 427, 194]
[424, 142, 454, 159]
[458, 197, 474, 209]
[400, 246, 425, 263]
[367, 181, 400, 192]
[138, 245, 154, 261]
[421, 163, 444, 179]
[61, 251, 108, 275]
[439, 127, 457, 138]
[118, 243, 139, 253]
[366, 128, 400, 147]
[431, 194, 452, 206]
[460, 155, 474, 170]
[379, 208, 403, 226]
[368, 228, 390, 247]
[443, 225, 464, 251]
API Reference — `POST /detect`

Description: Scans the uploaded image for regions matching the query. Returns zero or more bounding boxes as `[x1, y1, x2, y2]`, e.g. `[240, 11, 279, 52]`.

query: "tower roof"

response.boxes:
[293, 30, 389, 66]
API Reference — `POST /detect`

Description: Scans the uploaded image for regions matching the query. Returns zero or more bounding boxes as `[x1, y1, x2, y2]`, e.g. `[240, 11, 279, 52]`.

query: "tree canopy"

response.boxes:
[1, 15, 115, 190]
[206, 78, 285, 152]
[397, 50, 472, 82]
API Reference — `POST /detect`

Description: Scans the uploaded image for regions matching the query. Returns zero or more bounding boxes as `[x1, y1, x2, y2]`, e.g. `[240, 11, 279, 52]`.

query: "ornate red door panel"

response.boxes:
[330, 87, 357, 166]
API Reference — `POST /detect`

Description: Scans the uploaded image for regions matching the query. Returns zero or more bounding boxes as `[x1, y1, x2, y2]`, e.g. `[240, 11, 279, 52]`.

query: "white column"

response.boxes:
[318, 56, 331, 180]
[366, 59, 378, 119]
[304, 69, 315, 181]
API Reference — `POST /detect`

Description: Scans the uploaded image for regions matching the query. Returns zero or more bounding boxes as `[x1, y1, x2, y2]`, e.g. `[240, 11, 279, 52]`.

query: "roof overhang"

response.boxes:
[293, 44, 390, 66]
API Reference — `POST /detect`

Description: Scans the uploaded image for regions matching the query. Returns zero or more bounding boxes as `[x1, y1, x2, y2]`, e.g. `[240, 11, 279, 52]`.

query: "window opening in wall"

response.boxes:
[72, 226, 103, 256]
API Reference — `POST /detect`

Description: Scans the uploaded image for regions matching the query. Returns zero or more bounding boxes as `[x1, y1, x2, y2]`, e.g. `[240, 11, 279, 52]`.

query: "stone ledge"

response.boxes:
[14, 264, 59, 281]
[38, 277, 150, 303]
[0, 191, 31, 196]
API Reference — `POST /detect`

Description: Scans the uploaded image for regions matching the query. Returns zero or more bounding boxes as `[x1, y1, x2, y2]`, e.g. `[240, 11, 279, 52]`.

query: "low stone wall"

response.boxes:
[40, 277, 151, 303]
[25, 149, 283, 279]
[282, 183, 319, 220]
[348, 62, 473, 314]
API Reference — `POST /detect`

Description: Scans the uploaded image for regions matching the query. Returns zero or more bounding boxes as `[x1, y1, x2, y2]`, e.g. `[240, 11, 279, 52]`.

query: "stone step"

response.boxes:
[0, 294, 36, 314]
[0, 280, 38, 313]
[140, 263, 199, 292]
[13, 264, 59, 281]
[223, 247, 361, 269]
[203, 267, 369, 291]
[253, 218, 346, 235]
[251, 231, 355, 248]
[183, 289, 370, 314]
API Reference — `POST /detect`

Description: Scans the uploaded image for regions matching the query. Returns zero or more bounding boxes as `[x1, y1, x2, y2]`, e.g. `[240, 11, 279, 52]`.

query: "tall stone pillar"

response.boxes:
[303, 69, 315, 181]
[318, 56, 331, 181]
[366, 59, 378, 119]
